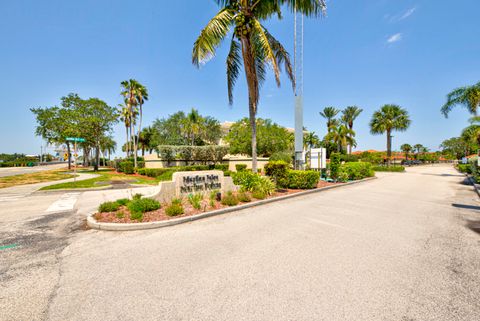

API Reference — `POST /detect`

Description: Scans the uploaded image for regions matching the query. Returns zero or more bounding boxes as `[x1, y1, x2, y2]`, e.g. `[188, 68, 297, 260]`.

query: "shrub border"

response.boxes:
[87, 176, 377, 231]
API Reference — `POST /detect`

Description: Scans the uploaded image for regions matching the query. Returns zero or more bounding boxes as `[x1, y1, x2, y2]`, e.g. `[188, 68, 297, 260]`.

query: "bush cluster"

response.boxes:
[286, 170, 320, 189]
[329, 153, 341, 180]
[117, 161, 135, 174]
[98, 201, 120, 213]
[269, 151, 293, 164]
[188, 193, 203, 210]
[127, 198, 161, 215]
[221, 191, 239, 206]
[338, 162, 375, 181]
[235, 164, 247, 171]
[165, 200, 184, 216]
[372, 165, 405, 172]
[137, 164, 230, 180]
[157, 145, 229, 164]
[457, 164, 472, 174]
[232, 171, 275, 195]
[264, 161, 289, 187]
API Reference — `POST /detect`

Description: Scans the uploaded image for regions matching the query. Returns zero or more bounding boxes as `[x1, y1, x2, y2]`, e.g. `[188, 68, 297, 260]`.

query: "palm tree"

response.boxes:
[139, 126, 156, 155]
[100, 136, 116, 166]
[121, 79, 141, 167]
[134, 82, 148, 156]
[119, 103, 131, 157]
[304, 131, 320, 149]
[326, 124, 355, 154]
[319, 107, 339, 133]
[441, 82, 480, 117]
[400, 143, 412, 161]
[341, 106, 363, 154]
[370, 104, 411, 164]
[193, 0, 326, 172]
[185, 108, 204, 146]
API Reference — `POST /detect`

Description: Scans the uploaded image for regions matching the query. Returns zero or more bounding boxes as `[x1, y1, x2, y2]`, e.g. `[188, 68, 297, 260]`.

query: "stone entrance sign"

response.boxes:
[172, 170, 224, 196]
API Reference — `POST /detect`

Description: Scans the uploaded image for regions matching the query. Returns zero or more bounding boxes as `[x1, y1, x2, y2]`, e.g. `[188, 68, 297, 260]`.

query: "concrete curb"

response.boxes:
[87, 176, 377, 232]
[467, 176, 480, 198]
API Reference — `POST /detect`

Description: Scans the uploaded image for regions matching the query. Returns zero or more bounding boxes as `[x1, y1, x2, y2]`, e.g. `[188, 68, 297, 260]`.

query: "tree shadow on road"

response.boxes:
[452, 203, 480, 211]
[466, 220, 480, 235]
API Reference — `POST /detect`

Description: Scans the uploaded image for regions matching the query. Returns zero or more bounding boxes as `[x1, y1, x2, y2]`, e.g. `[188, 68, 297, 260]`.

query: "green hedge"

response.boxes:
[156, 145, 229, 163]
[264, 161, 289, 187]
[118, 161, 135, 174]
[372, 165, 405, 172]
[338, 162, 375, 181]
[269, 151, 293, 164]
[136, 164, 230, 181]
[235, 164, 247, 171]
[286, 170, 320, 189]
[457, 164, 472, 174]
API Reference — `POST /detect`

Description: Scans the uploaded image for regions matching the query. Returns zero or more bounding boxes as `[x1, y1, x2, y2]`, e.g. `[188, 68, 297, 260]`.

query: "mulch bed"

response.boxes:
[94, 181, 338, 224]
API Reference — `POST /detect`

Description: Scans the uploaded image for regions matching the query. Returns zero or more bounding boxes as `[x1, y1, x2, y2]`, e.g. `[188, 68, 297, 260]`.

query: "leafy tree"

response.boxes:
[192, 0, 326, 172]
[370, 104, 411, 163]
[341, 106, 363, 154]
[319, 106, 340, 133]
[440, 137, 472, 159]
[441, 81, 480, 117]
[225, 118, 292, 157]
[400, 143, 412, 160]
[304, 131, 320, 149]
[151, 111, 221, 146]
[138, 126, 157, 156]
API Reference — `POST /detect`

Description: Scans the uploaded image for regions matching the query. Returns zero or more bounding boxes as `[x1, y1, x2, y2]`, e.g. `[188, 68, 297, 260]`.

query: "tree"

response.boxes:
[100, 136, 116, 166]
[121, 79, 142, 167]
[152, 111, 222, 146]
[224, 118, 292, 157]
[440, 137, 473, 159]
[304, 131, 320, 149]
[192, 0, 326, 172]
[370, 104, 411, 164]
[185, 108, 204, 146]
[319, 107, 340, 133]
[441, 81, 480, 117]
[325, 124, 355, 154]
[138, 126, 157, 156]
[400, 143, 412, 160]
[341, 106, 363, 154]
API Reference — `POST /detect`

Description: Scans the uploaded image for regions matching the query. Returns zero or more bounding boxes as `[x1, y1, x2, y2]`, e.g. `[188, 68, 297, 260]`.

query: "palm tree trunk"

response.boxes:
[136, 103, 143, 164]
[387, 130, 392, 165]
[66, 142, 71, 170]
[348, 124, 353, 154]
[125, 125, 129, 157]
[240, 36, 259, 173]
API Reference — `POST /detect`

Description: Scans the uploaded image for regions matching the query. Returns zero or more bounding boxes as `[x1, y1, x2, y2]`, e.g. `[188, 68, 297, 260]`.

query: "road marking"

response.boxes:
[46, 193, 81, 213]
[0, 243, 18, 251]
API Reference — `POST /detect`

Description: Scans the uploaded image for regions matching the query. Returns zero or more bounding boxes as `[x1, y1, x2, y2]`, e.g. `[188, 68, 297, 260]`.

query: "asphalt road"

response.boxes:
[1, 165, 480, 321]
[0, 163, 67, 178]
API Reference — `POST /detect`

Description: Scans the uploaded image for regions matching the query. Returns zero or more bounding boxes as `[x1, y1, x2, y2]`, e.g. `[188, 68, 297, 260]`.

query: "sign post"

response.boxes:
[66, 137, 86, 184]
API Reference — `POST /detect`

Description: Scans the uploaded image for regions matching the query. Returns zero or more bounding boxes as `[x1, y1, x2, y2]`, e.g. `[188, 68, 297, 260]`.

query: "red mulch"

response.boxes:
[94, 181, 338, 224]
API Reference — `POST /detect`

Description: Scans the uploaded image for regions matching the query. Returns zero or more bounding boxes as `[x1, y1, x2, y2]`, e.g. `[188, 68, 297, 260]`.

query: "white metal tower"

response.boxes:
[294, 5, 304, 169]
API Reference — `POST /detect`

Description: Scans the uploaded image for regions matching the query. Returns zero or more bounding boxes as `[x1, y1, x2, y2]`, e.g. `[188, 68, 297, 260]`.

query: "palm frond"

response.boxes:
[280, 0, 327, 17]
[226, 37, 242, 105]
[250, 20, 281, 86]
[193, 8, 234, 67]
[264, 29, 295, 90]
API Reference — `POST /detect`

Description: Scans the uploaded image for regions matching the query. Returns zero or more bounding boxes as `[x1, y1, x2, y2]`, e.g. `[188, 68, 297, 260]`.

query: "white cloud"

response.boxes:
[399, 7, 416, 20]
[387, 33, 402, 44]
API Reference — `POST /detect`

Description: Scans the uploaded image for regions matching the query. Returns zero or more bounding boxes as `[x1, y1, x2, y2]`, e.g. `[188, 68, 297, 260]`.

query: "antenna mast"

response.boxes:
[294, 3, 304, 169]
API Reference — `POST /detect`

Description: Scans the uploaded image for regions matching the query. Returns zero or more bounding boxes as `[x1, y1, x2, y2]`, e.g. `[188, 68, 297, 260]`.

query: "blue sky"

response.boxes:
[1, 0, 479, 155]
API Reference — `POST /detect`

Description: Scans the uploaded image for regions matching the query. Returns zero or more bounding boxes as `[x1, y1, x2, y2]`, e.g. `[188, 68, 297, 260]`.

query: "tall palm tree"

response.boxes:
[326, 124, 355, 154]
[134, 82, 148, 157]
[441, 81, 480, 117]
[193, 0, 326, 172]
[185, 108, 204, 146]
[400, 143, 412, 161]
[319, 106, 339, 133]
[100, 136, 116, 166]
[119, 103, 131, 157]
[121, 79, 141, 167]
[341, 105, 363, 154]
[370, 104, 411, 164]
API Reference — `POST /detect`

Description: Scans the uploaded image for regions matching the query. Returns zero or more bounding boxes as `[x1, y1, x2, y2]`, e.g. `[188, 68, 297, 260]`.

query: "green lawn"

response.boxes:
[40, 169, 161, 190]
[0, 170, 76, 189]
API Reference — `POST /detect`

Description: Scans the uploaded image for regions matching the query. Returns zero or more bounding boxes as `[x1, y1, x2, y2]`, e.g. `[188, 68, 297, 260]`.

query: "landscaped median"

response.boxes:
[87, 161, 377, 231]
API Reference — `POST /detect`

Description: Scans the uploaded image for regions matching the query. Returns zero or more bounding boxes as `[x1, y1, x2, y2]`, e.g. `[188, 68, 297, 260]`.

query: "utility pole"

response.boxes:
[294, 3, 304, 169]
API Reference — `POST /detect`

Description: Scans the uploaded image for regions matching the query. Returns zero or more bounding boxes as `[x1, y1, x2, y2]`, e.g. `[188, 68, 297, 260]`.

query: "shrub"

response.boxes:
[269, 151, 293, 164]
[237, 191, 251, 202]
[337, 170, 349, 183]
[457, 164, 472, 174]
[116, 198, 130, 206]
[235, 164, 247, 172]
[221, 191, 239, 206]
[340, 162, 375, 180]
[171, 198, 182, 206]
[98, 201, 120, 213]
[157, 145, 229, 164]
[130, 211, 143, 221]
[329, 153, 341, 179]
[133, 193, 142, 201]
[231, 171, 275, 195]
[252, 190, 267, 200]
[165, 203, 184, 216]
[188, 193, 203, 210]
[286, 170, 320, 189]
[372, 165, 405, 172]
[116, 212, 124, 219]
[264, 161, 289, 187]
[118, 161, 134, 174]
[127, 198, 161, 215]
[214, 164, 228, 172]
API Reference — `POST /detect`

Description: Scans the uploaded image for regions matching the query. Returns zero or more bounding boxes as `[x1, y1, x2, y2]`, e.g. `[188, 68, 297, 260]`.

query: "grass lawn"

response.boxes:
[0, 170, 76, 189]
[40, 169, 161, 190]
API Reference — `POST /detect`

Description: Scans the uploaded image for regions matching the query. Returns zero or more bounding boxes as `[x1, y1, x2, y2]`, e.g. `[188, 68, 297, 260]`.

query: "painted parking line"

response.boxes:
[46, 193, 81, 213]
[0, 194, 25, 203]
[0, 243, 18, 251]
